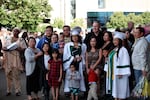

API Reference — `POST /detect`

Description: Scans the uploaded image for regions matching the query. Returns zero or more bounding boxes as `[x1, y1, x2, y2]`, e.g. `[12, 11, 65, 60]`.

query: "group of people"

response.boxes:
[0, 21, 150, 100]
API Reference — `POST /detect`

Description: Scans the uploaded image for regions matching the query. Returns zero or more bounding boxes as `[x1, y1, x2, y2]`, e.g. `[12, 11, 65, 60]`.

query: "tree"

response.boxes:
[106, 12, 148, 29]
[140, 12, 150, 25]
[52, 18, 64, 29]
[0, 0, 52, 32]
[126, 13, 143, 26]
[106, 12, 128, 29]
[70, 18, 86, 29]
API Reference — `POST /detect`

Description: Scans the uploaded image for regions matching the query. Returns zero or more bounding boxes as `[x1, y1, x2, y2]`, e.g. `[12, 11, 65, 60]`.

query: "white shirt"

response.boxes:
[44, 54, 50, 70]
[35, 38, 40, 48]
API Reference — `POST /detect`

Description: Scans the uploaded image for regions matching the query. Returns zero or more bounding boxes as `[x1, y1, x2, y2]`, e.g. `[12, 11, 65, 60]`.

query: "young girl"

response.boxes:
[37, 43, 51, 100]
[67, 61, 81, 100]
[47, 49, 62, 100]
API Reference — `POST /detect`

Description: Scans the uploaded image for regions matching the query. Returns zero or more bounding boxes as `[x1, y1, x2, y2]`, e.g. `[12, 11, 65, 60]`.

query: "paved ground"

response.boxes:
[0, 68, 146, 100]
[0, 69, 69, 100]
[0, 69, 87, 100]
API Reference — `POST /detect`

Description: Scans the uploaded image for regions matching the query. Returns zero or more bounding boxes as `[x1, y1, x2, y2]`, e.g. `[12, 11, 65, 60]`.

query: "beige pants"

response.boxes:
[87, 83, 98, 100]
[5, 68, 21, 93]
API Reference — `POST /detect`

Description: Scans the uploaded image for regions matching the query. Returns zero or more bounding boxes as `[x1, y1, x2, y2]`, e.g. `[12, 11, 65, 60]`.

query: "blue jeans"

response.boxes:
[134, 69, 142, 84]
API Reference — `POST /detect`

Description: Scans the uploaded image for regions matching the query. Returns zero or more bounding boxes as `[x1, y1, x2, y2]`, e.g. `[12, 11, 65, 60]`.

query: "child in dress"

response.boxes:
[87, 67, 99, 100]
[47, 49, 63, 100]
[67, 61, 81, 100]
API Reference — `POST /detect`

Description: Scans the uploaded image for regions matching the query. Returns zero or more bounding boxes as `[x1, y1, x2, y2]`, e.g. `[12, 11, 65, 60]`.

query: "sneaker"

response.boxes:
[16, 92, 21, 96]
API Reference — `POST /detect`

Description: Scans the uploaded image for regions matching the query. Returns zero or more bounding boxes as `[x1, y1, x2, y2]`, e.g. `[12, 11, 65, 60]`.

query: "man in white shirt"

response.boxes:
[132, 27, 149, 84]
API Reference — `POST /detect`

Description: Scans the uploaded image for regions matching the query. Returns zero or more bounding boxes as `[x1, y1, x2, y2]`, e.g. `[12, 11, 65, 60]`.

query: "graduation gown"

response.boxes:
[63, 42, 86, 92]
[104, 47, 131, 99]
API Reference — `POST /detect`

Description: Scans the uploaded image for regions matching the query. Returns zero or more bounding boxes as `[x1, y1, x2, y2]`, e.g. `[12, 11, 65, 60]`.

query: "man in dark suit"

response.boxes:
[84, 21, 104, 49]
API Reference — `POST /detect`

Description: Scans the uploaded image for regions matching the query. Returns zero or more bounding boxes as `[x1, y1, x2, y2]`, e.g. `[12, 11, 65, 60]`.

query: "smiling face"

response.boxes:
[133, 28, 143, 39]
[92, 22, 100, 33]
[90, 37, 97, 48]
[102, 49, 109, 57]
[113, 38, 119, 47]
[42, 43, 49, 53]
[51, 34, 58, 43]
[13, 29, 20, 38]
[72, 35, 79, 42]
[70, 64, 76, 72]
[52, 52, 58, 59]
[45, 27, 53, 37]
[103, 32, 110, 42]
[63, 26, 70, 36]
[28, 38, 36, 48]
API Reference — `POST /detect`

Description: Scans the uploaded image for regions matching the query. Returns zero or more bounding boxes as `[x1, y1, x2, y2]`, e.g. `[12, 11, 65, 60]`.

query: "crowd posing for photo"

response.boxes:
[0, 21, 150, 100]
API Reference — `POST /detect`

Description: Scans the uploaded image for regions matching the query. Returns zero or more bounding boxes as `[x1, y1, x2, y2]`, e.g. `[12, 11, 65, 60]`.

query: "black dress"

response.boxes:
[37, 55, 50, 100]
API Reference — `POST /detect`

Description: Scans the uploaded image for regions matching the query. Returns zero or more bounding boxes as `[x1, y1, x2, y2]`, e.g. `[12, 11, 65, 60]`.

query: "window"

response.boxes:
[71, 0, 76, 19]
[98, 0, 105, 8]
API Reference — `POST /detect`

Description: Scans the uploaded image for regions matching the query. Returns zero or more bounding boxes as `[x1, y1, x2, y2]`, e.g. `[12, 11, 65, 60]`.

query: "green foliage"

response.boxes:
[52, 18, 64, 29]
[106, 12, 150, 29]
[140, 12, 150, 25]
[36, 23, 51, 33]
[126, 13, 143, 26]
[106, 12, 127, 29]
[0, 0, 52, 32]
[70, 18, 85, 28]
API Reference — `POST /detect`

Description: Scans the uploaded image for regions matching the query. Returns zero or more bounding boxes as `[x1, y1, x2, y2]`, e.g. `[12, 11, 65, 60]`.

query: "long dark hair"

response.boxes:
[71, 35, 82, 44]
[87, 36, 98, 52]
[103, 31, 113, 42]
[116, 39, 122, 58]
[51, 48, 60, 60]
[41, 42, 51, 55]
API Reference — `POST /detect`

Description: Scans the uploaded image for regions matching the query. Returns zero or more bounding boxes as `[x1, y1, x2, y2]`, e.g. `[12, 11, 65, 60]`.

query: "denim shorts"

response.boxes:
[69, 87, 80, 95]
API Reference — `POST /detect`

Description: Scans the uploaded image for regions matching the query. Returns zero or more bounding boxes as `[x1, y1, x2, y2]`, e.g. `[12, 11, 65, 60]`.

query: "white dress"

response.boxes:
[104, 47, 131, 99]
[63, 42, 86, 92]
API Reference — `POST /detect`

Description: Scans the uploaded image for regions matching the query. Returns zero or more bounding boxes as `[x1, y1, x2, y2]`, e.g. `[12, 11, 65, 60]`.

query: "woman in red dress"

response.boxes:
[47, 49, 63, 100]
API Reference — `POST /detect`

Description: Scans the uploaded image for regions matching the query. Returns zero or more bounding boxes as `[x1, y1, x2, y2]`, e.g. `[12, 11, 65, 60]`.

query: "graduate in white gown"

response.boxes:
[104, 32, 131, 100]
[63, 29, 86, 93]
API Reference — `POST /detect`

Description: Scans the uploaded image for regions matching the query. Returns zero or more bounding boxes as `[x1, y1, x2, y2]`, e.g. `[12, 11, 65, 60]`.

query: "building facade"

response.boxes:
[49, 0, 150, 27]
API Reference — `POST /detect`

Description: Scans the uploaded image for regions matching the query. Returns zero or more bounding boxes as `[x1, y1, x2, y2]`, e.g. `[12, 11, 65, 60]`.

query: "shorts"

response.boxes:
[69, 87, 80, 95]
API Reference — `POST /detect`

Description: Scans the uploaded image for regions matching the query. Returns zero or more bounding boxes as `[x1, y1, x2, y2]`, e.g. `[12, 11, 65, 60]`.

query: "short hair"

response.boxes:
[28, 37, 36, 43]
[136, 27, 145, 35]
[93, 20, 101, 25]
[128, 21, 134, 25]
[63, 25, 71, 31]
[70, 61, 76, 66]
[70, 61, 77, 70]
[46, 26, 53, 32]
